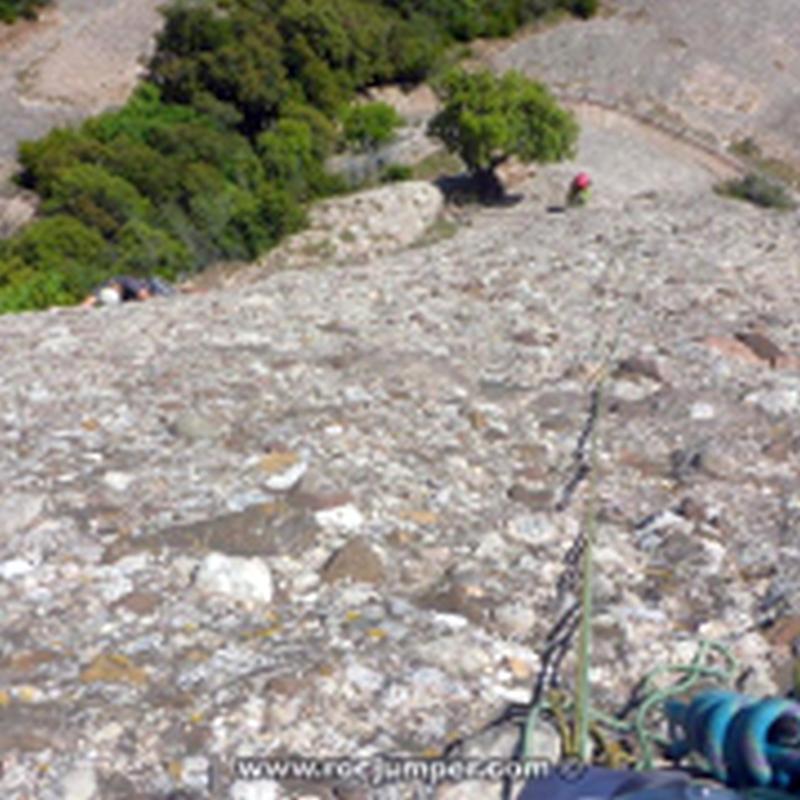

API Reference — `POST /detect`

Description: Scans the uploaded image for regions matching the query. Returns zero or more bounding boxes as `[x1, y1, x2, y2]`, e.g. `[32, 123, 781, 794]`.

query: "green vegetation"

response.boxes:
[380, 164, 414, 183]
[410, 215, 458, 247]
[0, 0, 49, 23]
[715, 172, 797, 211]
[342, 102, 403, 152]
[1, 0, 595, 313]
[729, 137, 800, 189]
[566, 0, 599, 19]
[428, 67, 578, 198]
[410, 148, 464, 181]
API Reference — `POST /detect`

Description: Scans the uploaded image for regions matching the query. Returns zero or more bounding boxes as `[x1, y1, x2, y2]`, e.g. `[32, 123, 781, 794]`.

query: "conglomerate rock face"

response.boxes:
[2, 1, 800, 798]
[2, 154, 800, 798]
[494, 0, 800, 168]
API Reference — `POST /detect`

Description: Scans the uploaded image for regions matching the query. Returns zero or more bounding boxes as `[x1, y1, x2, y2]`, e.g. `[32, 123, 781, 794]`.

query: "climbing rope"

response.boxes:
[522, 639, 739, 770]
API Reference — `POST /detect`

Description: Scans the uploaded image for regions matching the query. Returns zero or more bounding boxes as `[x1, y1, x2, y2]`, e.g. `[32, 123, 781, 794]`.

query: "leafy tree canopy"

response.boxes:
[428, 67, 578, 178]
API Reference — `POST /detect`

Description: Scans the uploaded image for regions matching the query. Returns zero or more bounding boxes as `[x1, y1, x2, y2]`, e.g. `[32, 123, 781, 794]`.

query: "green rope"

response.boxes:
[573, 366, 608, 761]
[522, 639, 739, 768]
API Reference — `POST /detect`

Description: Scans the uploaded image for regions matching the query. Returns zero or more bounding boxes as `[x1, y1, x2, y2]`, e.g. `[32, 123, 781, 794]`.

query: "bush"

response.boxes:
[716, 173, 797, 210]
[342, 102, 404, 152]
[564, 0, 599, 19]
[44, 164, 152, 237]
[0, 0, 49, 23]
[113, 220, 192, 279]
[0, 216, 109, 310]
[257, 118, 320, 198]
[380, 163, 413, 183]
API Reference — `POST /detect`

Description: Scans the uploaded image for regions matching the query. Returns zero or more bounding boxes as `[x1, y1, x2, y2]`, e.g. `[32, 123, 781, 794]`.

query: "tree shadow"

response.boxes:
[434, 171, 523, 207]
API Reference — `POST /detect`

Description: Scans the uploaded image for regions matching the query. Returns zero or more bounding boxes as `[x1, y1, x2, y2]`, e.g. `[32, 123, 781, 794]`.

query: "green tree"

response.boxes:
[428, 68, 578, 197]
[44, 164, 152, 238]
[257, 118, 319, 198]
[113, 220, 193, 278]
[342, 102, 403, 152]
[0, 215, 108, 308]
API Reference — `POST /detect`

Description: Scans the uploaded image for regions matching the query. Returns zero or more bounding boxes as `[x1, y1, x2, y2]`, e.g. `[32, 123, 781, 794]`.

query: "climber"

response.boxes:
[520, 765, 743, 799]
[82, 275, 176, 307]
[566, 172, 592, 207]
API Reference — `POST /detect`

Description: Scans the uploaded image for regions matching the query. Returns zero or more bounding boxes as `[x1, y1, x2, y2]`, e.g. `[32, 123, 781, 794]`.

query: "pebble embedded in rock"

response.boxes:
[195, 552, 273, 605]
[61, 765, 98, 800]
[170, 411, 223, 441]
[0, 558, 35, 580]
[260, 450, 308, 491]
[102, 471, 135, 492]
[322, 537, 385, 585]
[415, 636, 493, 677]
[494, 603, 537, 637]
[0, 493, 44, 533]
[689, 401, 715, 420]
[507, 513, 560, 546]
[345, 662, 385, 694]
[315, 502, 365, 532]
[745, 386, 800, 417]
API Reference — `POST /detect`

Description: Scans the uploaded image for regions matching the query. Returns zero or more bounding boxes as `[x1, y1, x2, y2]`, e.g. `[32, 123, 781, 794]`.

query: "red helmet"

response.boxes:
[574, 172, 591, 189]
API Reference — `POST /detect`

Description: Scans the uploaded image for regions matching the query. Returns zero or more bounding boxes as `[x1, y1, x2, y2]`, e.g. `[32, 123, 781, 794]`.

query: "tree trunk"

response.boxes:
[473, 166, 505, 202]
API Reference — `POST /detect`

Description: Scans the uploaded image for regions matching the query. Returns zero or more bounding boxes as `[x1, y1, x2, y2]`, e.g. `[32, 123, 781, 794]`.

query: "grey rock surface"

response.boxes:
[2, 2, 800, 799]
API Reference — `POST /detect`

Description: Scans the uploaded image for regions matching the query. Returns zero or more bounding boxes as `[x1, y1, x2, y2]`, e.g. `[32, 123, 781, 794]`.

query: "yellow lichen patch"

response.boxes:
[466, 409, 488, 431]
[188, 710, 205, 725]
[344, 610, 362, 623]
[260, 451, 299, 475]
[245, 626, 281, 640]
[16, 685, 42, 703]
[260, 500, 288, 517]
[366, 628, 387, 641]
[168, 761, 183, 781]
[80, 653, 148, 686]
[183, 648, 211, 664]
[6, 649, 61, 672]
[400, 510, 440, 526]
[505, 656, 533, 681]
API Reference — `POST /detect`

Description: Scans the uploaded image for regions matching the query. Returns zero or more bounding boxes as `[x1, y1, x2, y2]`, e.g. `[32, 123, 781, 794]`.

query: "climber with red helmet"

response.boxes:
[566, 171, 592, 207]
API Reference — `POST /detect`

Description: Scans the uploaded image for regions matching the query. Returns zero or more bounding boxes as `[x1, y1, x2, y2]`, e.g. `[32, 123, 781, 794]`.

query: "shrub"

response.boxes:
[257, 118, 319, 198]
[716, 173, 797, 210]
[564, 0, 599, 19]
[0, 216, 108, 309]
[342, 102, 404, 152]
[113, 220, 192, 278]
[380, 163, 413, 183]
[44, 164, 152, 237]
[7, 215, 107, 278]
[0, 0, 50, 23]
